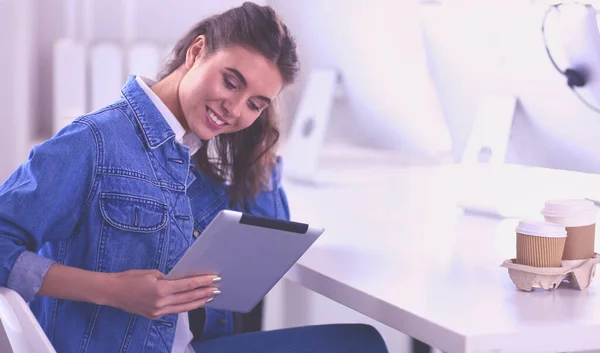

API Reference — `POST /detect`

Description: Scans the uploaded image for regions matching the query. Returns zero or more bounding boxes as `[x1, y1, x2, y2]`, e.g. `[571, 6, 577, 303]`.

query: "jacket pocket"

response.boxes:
[99, 192, 168, 233]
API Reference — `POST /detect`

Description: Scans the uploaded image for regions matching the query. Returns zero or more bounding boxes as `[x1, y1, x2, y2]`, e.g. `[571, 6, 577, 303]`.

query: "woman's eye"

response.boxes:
[223, 77, 237, 90]
[248, 101, 260, 112]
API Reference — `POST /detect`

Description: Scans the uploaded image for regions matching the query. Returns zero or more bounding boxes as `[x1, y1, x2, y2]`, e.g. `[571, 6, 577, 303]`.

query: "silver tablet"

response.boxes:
[166, 210, 324, 313]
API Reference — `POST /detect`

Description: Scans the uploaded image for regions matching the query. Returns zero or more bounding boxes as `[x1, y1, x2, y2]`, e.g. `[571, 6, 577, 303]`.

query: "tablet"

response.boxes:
[166, 210, 325, 313]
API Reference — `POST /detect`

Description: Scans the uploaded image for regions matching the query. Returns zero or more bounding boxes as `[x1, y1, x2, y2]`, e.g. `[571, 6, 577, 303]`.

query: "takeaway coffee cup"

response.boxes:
[542, 199, 597, 260]
[516, 220, 567, 267]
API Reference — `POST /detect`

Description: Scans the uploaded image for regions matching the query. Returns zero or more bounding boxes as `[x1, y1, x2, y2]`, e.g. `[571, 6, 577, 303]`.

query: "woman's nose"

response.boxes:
[223, 97, 243, 118]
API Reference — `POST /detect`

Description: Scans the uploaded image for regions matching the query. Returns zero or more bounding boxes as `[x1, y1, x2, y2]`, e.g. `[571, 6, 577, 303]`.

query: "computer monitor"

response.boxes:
[422, 1, 600, 175]
[420, 1, 600, 218]
[270, 1, 454, 176]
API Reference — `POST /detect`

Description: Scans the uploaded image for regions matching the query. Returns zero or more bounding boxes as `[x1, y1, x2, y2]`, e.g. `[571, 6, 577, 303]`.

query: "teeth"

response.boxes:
[208, 109, 226, 125]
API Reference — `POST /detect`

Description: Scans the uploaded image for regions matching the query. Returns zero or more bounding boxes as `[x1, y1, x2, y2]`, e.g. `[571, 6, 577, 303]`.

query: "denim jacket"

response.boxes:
[0, 76, 290, 352]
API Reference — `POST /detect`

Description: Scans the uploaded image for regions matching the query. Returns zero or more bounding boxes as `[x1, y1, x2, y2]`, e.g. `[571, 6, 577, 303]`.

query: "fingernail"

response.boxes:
[206, 297, 214, 303]
[212, 277, 222, 284]
[213, 290, 221, 296]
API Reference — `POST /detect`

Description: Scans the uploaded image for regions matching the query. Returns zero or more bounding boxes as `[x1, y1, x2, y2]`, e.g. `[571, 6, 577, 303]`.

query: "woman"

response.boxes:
[0, 2, 388, 352]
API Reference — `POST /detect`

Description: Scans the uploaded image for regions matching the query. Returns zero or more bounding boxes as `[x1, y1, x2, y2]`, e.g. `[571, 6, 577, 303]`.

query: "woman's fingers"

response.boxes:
[161, 286, 220, 307]
[150, 295, 216, 319]
[164, 275, 221, 295]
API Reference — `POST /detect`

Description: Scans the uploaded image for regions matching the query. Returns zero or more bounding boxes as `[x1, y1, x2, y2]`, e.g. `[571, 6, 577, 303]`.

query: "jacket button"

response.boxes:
[193, 229, 200, 238]
[218, 318, 227, 325]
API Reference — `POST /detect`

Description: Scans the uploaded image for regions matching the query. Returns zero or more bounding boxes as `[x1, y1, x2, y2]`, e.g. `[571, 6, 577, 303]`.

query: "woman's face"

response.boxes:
[178, 37, 283, 140]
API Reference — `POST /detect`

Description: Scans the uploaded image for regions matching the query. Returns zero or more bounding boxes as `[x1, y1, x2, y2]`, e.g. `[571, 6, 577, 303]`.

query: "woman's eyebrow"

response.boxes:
[225, 67, 247, 86]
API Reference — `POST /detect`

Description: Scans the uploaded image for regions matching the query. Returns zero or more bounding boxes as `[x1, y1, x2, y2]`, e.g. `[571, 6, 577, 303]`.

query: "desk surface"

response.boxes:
[283, 163, 600, 353]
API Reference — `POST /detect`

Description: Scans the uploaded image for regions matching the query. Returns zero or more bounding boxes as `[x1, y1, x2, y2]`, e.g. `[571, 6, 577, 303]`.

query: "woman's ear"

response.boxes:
[185, 35, 206, 70]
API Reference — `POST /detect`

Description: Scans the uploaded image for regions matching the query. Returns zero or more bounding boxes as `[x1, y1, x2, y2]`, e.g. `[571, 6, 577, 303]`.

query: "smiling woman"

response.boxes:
[155, 45, 281, 139]
[155, 3, 298, 204]
[0, 2, 389, 353]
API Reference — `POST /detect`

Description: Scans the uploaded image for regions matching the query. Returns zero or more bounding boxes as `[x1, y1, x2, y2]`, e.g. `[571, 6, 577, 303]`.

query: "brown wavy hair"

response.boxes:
[157, 2, 299, 206]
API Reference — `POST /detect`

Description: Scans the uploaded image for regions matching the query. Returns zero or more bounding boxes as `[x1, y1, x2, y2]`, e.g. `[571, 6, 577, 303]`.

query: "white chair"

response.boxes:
[0, 287, 56, 353]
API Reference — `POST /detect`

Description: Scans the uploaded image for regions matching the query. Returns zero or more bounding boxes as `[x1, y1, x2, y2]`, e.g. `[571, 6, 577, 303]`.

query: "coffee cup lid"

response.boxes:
[516, 220, 567, 238]
[541, 199, 596, 217]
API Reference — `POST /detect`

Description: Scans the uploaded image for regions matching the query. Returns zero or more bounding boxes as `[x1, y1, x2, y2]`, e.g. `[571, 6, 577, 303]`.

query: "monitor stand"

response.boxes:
[283, 69, 341, 186]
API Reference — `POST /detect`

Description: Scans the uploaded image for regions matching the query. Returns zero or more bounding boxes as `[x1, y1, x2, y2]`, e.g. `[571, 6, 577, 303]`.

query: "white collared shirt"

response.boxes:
[136, 76, 202, 156]
[136, 75, 197, 353]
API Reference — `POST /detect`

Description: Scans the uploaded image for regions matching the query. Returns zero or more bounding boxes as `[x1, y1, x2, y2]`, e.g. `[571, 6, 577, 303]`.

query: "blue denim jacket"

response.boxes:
[0, 76, 290, 352]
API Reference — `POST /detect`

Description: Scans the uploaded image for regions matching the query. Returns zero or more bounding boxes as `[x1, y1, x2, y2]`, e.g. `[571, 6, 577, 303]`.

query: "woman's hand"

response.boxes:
[104, 269, 221, 320]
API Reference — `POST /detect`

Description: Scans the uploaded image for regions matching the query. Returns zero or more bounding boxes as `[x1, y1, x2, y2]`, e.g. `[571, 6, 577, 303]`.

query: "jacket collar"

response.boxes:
[121, 75, 175, 149]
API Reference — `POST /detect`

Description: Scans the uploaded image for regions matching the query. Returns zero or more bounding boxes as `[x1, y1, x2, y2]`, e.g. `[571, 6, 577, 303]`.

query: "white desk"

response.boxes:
[283, 163, 600, 353]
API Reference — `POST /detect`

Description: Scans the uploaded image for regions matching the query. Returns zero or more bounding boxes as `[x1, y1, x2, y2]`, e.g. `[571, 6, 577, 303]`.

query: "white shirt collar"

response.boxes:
[135, 76, 202, 155]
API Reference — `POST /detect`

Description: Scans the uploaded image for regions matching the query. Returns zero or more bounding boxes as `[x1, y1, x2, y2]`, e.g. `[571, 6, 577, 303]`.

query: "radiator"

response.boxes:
[52, 40, 172, 133]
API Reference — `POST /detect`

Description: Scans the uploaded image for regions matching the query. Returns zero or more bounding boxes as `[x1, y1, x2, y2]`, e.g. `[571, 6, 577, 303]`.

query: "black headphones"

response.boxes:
[562, 68, 587, 87]
[542, 4, 588, 88]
